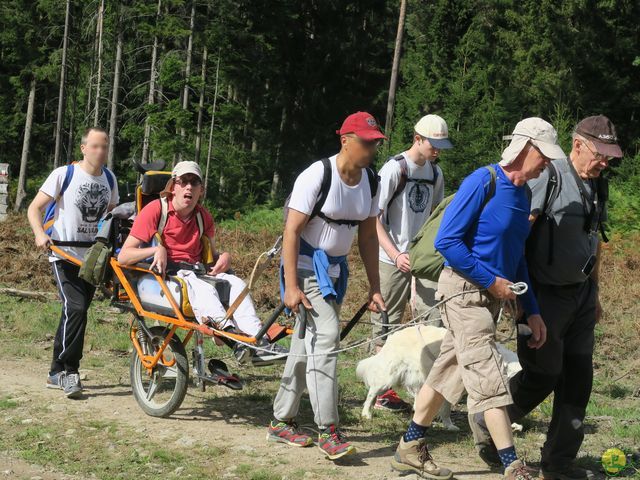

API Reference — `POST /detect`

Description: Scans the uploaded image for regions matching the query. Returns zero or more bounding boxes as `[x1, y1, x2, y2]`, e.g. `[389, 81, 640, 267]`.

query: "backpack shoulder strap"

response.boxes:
[387, 155, 408, 206]
[102, 167, 115, 191]
[542, 161, 561, 216]
[481, 165, 497, 208]
[59, 164, 75, 199]
[157, 196, 169, 238]
[309, 158, 332, 220]
[365, 167, 378, 198]
[195, 210, 204, 238]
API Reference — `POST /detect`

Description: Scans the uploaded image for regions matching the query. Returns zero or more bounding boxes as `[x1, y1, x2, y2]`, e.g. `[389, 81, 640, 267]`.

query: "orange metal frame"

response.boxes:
[49, 245, 293, 375]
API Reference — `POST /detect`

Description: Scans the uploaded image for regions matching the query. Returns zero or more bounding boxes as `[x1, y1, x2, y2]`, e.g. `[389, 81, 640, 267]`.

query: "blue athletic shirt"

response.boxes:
[434, 164, 539, 316]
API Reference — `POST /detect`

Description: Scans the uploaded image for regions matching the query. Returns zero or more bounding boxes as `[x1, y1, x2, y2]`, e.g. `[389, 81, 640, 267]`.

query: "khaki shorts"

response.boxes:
[425, 268, 512, 414]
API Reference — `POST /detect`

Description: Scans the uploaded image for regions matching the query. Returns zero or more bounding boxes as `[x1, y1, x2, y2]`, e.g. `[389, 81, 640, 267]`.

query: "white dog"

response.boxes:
[356, 325, 522, 431]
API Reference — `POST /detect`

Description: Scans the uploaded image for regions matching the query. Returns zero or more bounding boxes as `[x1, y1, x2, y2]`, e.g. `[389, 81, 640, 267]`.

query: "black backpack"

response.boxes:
[283, 158, 378, 227]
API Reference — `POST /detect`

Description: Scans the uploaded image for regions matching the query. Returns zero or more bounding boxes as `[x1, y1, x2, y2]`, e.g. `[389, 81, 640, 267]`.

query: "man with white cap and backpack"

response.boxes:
[371, 114, 451, 413]
[390, 118, 566, 480]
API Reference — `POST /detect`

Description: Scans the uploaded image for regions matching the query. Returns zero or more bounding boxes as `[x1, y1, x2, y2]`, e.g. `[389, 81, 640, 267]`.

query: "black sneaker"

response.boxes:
[251, 340, 288, 366]
[63, 373, 83, 399]
[540, 462, 592, 480]
[468, 412, 501, 468]
[46, 371, 66, 390]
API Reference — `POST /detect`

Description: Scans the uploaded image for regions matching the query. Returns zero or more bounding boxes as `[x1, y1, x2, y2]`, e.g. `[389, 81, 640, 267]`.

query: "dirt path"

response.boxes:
[0, 358, 516, 480]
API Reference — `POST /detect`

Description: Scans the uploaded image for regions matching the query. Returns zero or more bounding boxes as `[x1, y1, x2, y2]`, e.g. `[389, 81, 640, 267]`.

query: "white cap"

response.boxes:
[500, 117, 566, 166]
[172, 161, 202, 180]
[414, 114, 453, 149]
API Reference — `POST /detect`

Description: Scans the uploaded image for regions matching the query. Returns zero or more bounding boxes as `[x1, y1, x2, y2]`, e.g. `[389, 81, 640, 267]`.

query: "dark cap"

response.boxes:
[575, 115, 623, 158]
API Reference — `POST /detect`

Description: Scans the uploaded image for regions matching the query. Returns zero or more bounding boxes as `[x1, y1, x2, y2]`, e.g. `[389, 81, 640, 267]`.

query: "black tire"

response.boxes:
[130, 326, 189, 417]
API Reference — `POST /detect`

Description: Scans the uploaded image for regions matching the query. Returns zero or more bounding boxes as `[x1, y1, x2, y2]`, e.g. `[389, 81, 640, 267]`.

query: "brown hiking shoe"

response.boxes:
[504, 459, 537, 480]
[391, 437, 453, 479]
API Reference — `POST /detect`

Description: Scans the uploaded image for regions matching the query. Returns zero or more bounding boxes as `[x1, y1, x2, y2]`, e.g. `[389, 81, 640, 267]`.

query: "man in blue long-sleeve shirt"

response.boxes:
[391, 118, 566, 480]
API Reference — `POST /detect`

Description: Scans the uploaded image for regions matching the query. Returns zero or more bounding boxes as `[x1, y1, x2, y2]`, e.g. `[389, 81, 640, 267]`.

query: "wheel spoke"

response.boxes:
[145, 375, 159, 401]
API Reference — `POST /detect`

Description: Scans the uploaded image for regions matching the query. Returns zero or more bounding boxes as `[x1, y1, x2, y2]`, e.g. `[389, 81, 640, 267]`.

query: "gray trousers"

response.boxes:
[371, 260, 441, 347]
[273, 270, 341, 429]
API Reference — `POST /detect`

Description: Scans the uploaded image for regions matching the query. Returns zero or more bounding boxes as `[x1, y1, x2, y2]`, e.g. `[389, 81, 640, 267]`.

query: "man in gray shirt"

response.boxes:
[470, 115, 622, 480]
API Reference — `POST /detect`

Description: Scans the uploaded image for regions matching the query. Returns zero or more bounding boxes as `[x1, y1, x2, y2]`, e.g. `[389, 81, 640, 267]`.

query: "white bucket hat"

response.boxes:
[500, 117, 566, 166]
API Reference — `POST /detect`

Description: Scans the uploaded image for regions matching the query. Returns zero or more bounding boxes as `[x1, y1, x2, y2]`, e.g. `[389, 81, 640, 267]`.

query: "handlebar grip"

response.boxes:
[375, 302, 389, 337]
[298, 306, 308, 340]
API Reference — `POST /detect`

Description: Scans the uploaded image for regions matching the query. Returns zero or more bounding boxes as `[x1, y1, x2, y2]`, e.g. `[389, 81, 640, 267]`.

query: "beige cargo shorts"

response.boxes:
[425, 267, 512, 414]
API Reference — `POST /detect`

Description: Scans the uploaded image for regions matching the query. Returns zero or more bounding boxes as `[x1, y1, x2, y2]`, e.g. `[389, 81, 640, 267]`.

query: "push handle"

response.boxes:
[298, 306, 308, 339]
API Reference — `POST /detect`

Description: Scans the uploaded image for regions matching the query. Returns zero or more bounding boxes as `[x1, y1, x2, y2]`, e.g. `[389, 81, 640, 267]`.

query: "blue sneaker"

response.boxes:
[63, 373, 83, 399]
[46, 371, 66, 390]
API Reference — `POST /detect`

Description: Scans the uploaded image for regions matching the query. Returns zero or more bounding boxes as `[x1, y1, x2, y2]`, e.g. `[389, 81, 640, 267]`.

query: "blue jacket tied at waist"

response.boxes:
[279, 238, 349, 306]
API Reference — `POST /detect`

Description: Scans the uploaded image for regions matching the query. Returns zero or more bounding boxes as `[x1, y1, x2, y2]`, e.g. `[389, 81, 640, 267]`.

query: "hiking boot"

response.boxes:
[318, 425, 356, 460]
[391, 437, 453, 479]
[63, 373, 83, 399]
[266, 420, 313, 447]
[46, 371, 66, 390]
[540, 462, 592, 480]
[468, 411, 501, 468]
[504, 459, 536, 480]
[374, 388, 411, 412]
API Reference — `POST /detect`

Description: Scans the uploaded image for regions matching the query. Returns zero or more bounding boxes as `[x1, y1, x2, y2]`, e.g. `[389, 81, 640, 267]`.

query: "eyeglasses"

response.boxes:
[580, 140, 611, 162]
[175, 176, 202, 187]
[345, 134, 383, 149]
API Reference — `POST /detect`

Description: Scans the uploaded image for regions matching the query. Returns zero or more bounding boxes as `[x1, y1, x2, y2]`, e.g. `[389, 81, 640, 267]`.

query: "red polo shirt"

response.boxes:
[129, 198, 215, 264]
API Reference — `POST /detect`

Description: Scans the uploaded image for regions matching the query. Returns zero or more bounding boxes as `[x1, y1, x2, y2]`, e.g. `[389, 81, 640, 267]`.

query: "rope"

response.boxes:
[218, 281, 529, 359]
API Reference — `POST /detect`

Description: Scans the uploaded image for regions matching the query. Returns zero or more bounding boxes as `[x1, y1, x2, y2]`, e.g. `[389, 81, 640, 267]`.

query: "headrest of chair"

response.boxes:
[141, 171, 172, 195]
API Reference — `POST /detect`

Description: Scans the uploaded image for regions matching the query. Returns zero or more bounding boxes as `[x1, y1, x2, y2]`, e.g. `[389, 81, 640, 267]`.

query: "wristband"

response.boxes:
[393, 252, 405, 265]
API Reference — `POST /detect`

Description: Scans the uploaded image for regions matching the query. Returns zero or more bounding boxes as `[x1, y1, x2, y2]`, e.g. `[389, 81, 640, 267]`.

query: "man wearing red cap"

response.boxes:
[470, 115, 622, 480]
[268, 112, 386, 460]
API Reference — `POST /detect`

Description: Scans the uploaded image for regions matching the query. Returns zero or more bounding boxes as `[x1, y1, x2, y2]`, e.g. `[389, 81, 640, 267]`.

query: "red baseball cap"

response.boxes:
[336, 111, 387, 141]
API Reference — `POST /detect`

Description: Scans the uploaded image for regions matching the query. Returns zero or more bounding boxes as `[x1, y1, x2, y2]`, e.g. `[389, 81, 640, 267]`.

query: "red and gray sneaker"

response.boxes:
[267, 420, 313, 447]
[318, 425, 356, 460]
[375, 388, 411, 412]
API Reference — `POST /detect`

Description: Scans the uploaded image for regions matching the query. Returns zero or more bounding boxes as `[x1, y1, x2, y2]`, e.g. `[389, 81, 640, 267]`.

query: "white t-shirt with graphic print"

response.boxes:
[288, 155, 380, 277]
[41, 165, 119, 262]
[377, 153, 444, 265]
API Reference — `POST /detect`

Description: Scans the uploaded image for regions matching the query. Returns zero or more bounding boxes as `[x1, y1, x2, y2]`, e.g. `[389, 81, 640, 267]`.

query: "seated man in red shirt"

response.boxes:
[118, 161, 286, 365]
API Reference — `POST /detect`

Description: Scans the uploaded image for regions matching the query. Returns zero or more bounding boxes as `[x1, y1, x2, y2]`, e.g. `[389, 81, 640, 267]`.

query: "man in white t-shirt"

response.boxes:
[371, 114, 452, 412]
[27, 127, 119, 399]
[268, 112, 386, 461]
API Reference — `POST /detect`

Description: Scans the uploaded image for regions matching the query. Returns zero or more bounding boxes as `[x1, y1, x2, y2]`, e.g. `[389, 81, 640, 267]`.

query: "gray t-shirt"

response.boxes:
[527, 158, 605, 285]
[377, 153, 444, 265]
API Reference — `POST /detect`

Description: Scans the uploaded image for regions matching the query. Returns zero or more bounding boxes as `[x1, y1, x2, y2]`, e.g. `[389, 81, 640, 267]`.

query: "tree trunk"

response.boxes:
[141, 0, 162, 164]
[14, 78, 36, 212]
[178, 1, 195, 164]
[384, 0, 407, 135]
[204, 52, 221, 195]
[194, 46, 207, 164]
[93, 0, 105, 125]
[270, 106, 287, 202]
[108, 27, 123, 171]
[53, 0, 71, 168]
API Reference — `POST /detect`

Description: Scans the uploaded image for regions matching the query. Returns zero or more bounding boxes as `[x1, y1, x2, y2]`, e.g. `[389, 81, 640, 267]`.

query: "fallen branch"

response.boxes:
[0, 287, 56, 301]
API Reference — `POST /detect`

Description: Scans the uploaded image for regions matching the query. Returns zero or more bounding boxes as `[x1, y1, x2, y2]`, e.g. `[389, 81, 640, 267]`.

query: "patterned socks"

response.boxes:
[403, 420, 428, 442]
[497, 446, 518, 468]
